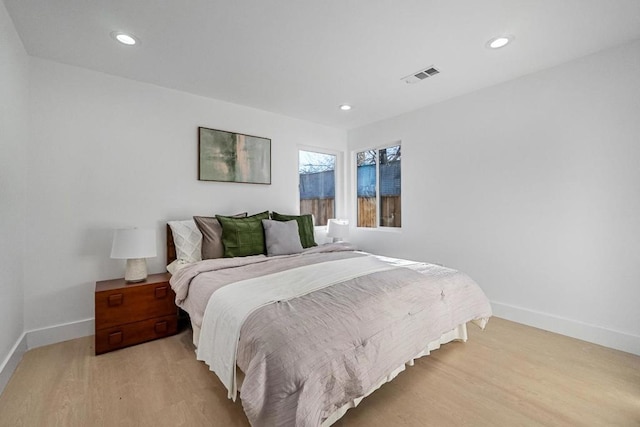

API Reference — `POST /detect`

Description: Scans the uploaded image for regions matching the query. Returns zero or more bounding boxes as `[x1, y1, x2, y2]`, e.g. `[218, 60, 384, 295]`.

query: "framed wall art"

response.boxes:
[198, 127, 271, 184]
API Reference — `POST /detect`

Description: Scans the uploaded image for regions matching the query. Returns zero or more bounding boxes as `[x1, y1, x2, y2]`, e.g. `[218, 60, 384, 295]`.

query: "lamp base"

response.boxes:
[125, 258, 148, 283]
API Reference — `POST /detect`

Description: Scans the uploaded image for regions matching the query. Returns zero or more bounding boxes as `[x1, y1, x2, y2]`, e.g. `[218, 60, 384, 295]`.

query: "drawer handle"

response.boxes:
[108, 294, 123, 306]
[155, 321, 168, 334]
[155, 286, 168, 299]
[108, 331, 123, 345]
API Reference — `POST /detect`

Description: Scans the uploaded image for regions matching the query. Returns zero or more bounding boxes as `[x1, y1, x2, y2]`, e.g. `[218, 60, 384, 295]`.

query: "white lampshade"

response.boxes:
[111, 228, 156, 283]
[327, 219, 349, 241]
[110, 228, 157, 259]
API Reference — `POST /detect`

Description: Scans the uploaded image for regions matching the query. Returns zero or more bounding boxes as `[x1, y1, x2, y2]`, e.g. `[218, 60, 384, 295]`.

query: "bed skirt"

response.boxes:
[320, 322, 470, 426]
[191, 320, 480, 426]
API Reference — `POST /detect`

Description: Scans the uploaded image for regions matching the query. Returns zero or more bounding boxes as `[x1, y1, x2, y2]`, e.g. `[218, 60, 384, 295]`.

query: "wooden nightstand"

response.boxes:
[94, 272, 178, 355]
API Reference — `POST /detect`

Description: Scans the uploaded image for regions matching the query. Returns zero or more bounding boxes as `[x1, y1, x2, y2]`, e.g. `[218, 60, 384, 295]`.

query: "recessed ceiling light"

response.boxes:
[339, 104, 352, 111]
[112, 32, 138, 46]
[487, 35, 513, 49]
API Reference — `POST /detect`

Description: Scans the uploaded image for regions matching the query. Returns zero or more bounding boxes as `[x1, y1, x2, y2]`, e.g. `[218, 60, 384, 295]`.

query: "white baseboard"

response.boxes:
[2, 306, 638, 395]
[0, 318, 94, 395]
[491, 301, 640, 356]
[0, 332, 27, 394]
[25, 318, 94, 350]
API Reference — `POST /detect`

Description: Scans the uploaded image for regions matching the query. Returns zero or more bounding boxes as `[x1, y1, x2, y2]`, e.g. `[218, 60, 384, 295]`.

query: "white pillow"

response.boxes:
[166, 258, 191, 275]
[168, 219, 202, 264]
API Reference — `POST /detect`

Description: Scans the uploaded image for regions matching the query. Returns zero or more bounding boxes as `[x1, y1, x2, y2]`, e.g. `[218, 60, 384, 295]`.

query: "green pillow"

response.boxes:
[216, 211, 270, 257]
[271, 212, 317, 248]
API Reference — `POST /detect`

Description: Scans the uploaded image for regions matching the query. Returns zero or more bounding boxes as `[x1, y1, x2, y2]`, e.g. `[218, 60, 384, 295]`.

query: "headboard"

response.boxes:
[166, 224, 177, 265]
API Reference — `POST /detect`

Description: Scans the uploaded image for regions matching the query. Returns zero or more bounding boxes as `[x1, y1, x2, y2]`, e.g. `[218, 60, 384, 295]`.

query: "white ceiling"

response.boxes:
[5, 0, 640, 130]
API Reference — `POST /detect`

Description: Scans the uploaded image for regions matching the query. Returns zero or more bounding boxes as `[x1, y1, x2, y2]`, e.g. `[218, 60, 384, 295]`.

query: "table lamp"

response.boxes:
[110, 228, 157, 283]
[327, 219, 349, 243]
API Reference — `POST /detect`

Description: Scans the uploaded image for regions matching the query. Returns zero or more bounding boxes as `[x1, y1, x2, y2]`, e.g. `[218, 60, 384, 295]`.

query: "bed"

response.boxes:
[166, 219, 492, 427]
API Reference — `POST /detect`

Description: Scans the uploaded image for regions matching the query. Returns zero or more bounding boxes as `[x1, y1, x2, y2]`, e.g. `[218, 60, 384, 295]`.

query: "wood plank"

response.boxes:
[300, 198, 335, 226]
[1, 318, 638, 426]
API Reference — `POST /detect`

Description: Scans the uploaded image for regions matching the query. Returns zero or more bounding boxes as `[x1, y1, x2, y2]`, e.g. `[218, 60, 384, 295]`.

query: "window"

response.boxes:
[299, 150, 336, 226]
[356, 144, 401, 228]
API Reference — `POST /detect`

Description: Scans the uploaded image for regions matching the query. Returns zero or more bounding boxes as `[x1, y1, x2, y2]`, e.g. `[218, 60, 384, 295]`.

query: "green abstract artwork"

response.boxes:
[198, 127, 271, 184]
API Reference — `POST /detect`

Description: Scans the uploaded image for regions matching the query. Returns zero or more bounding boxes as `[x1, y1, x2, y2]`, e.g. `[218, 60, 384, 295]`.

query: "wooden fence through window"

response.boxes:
[357, 196, 401, 228]
[300, 198, 334, 226]
[301, 196, 401, 228]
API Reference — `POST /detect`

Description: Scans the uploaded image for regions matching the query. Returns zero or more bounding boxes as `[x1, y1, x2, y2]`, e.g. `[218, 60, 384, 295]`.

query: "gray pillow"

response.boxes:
[262, 219, 303, 256]
[194, 212, 247, 259]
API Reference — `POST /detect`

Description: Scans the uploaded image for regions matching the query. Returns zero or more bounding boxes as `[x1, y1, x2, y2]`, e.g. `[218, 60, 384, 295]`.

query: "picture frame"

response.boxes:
[198, 127, 271, 185]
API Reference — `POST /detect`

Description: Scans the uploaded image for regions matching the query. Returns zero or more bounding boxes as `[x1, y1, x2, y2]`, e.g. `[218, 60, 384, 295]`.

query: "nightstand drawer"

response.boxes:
[95, 282, 176, 330]
[95, 314, 178, 355]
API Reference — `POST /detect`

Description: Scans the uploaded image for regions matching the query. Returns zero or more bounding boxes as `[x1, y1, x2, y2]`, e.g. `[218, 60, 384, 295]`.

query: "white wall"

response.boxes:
[4, 14, 638, 375]
[0, 1, 28, 389]
[26, 58, 346, 334]
[348, 40, 640, 355]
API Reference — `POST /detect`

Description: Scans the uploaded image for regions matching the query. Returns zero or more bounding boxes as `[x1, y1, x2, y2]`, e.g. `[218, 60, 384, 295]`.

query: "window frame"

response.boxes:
[352, 141, 402, 230]
[297, 145, 344, 228]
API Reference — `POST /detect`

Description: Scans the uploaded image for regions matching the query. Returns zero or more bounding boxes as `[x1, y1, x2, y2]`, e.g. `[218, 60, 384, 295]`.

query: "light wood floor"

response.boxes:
[0, 317, 638, 426]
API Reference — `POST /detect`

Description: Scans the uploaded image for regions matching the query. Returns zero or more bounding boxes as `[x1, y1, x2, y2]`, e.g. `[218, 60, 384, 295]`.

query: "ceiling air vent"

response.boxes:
[402, 66, 440, 84]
